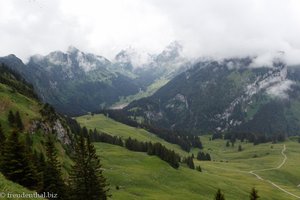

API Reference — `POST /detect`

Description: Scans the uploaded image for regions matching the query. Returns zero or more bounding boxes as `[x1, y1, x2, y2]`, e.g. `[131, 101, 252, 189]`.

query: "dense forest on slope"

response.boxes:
[125, 58, 300, 141]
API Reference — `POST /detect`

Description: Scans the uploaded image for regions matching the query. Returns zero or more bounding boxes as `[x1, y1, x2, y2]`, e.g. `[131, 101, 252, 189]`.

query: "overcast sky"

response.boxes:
[0, 0, 300, 65]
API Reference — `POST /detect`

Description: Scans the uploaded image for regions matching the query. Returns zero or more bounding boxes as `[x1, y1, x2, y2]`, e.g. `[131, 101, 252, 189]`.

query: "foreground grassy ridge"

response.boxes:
[95, 142, 292, 200]
[0, 173, 46, 200]
[76, 114, 190, 156]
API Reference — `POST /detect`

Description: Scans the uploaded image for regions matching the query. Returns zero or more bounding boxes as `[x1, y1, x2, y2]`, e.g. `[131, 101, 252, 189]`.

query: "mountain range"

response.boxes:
[125, 57, 300, 139]
[2, 46, 300, 138]
[0, 42, 188, 115]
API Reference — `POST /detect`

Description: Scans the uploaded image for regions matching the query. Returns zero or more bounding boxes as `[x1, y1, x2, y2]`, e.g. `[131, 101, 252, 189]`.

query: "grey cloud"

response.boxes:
[0, 0, 300, 65]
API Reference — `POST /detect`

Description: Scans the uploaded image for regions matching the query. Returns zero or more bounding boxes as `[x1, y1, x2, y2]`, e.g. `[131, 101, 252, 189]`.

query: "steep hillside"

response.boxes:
[125, 58, 300, 138]
[0, 64, 73, 193]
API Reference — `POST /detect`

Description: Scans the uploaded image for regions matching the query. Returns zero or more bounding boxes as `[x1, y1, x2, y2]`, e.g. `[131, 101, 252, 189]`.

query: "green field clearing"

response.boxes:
[76, 114, 190, 156]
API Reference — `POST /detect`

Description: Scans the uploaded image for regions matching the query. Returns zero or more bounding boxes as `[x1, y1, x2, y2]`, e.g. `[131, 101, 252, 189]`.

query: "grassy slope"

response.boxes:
[0, 83, 40, 131]
[0, 173, 46, 200]
[77, 113, 300, 199]
[199, 136, 300, 199]
[112, 78, 169, 108]
[76, 114, 189, 156]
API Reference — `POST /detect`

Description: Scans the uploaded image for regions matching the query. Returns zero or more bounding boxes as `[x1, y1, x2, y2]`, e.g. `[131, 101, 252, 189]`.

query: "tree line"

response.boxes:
[125, 137, 181, 169]
[197, 151, 211, 161]
[87, 127, 181, 169]
[68, 119, 211, 171]
[89, 128, 123, 147]
[0, 63, 38, 99]
[96, 110, 203, 152]
[212, 131, 286, 145]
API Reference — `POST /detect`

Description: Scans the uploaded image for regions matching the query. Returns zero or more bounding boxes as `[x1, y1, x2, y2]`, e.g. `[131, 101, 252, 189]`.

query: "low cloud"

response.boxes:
[267, 80, 295, 99]
[0, 0, 300, 65]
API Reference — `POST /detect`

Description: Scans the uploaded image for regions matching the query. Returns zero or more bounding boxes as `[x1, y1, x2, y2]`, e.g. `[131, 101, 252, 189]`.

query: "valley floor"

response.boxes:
[78, 114, 300, 199]
[93, 139, 300, 200]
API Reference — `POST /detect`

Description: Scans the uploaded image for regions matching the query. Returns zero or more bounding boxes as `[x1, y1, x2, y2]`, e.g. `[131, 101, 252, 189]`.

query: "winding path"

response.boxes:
[208, 144, 300, 199]
[249, 144, 287, 180]
[248, 145, 300, 199]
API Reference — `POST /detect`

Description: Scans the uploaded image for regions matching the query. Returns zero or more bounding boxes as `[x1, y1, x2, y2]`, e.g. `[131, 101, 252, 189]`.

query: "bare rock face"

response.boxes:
[29, 119, 71, 145]
[53, 120, 71, 145]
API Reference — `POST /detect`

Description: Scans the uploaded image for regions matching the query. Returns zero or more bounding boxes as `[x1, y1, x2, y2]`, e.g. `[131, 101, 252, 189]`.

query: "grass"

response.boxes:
[77, 113, 300, 199]
[76, 114, 190, 156]
[0, 83, 41, 132]
[199, 136, 300, 199]
[112, 78, 169, 108]
[0, 173, 46, 200]
[95, 142, 295, 200]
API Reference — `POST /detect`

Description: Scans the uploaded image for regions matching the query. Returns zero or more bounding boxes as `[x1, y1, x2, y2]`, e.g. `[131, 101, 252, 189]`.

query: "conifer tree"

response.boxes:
[70, 132, 109, 200]
[0, 130, 38, 190]
[196, 165, 202, 172]
[187, 156, 195, 169]
[250, 187, 259, 200]
[86, 136, 109, 199]
[32, 151, 46, 191]
[69, 134, 88, 199]
[215, 189, 225, 200]
[226, 141, 230, 147]
[15, 111, 24, 131]
[42, 136, 66, 200]
[0, 123, 6, 164]
[0, 123, 5, 151]
[238, 144, 242, 152]
[7, 110, 15, 127]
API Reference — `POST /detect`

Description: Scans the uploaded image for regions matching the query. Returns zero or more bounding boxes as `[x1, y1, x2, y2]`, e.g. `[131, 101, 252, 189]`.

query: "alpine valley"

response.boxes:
[1, 43, 300, 200]
[0, 42, 189, 115]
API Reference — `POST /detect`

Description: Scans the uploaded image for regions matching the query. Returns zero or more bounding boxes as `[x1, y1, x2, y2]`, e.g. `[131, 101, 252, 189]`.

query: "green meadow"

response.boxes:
[2, 84, 300, 200]
[78, 114, 300, 199]
[76, 114, 190, 156]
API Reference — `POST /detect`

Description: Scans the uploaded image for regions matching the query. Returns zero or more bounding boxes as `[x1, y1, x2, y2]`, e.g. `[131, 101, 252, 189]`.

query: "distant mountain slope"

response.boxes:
[125, 58, 300, 137]
[0, 43, 191, 115]
[0, 48, 140, 115]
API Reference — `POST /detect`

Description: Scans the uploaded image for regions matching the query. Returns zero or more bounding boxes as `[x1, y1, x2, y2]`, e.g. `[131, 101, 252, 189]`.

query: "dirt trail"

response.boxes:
[208, 145, 300, 199]
[248, 145, 300, 199]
